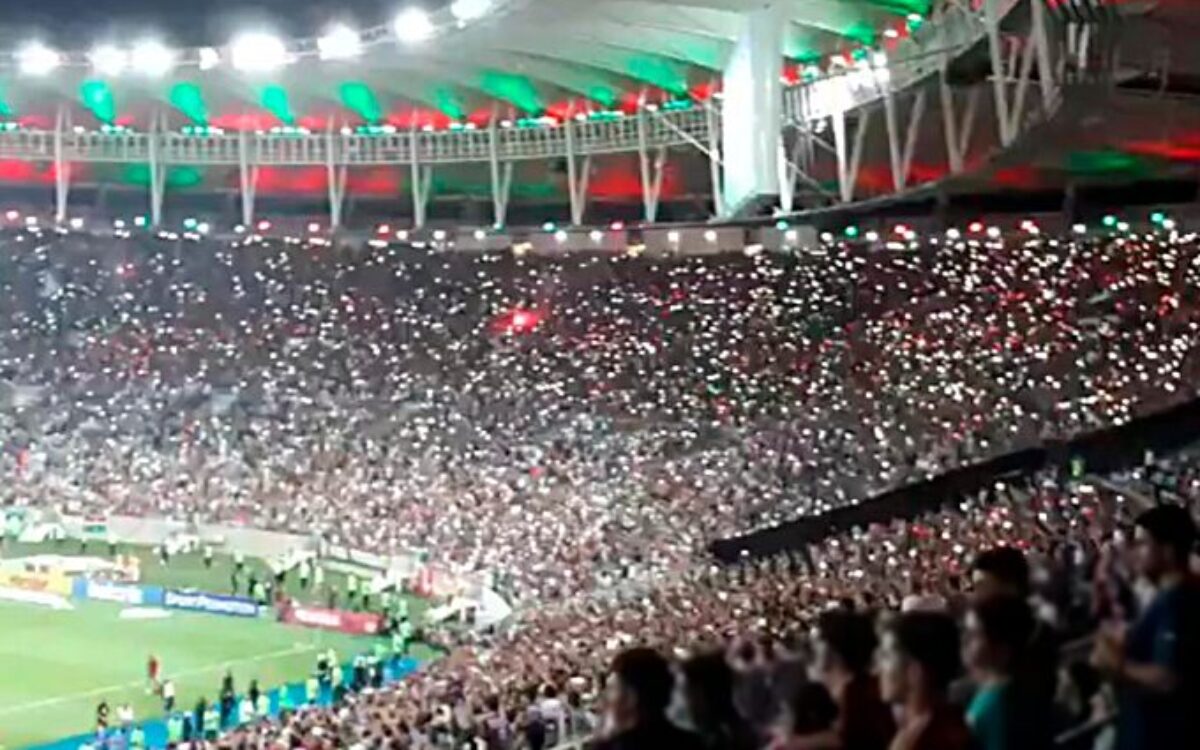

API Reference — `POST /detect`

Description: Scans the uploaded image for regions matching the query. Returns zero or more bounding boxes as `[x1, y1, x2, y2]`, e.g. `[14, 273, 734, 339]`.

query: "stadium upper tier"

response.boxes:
[0, 0, 1192, 227]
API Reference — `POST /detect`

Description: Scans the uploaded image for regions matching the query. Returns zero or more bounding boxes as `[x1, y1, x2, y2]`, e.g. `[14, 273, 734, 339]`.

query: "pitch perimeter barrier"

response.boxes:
[712, 397, 1200, 562]
[163, 589, 260, 618]
[0, 569, 75, 596]
[279, 600, 385, 636]
[71, 578, 165, 606]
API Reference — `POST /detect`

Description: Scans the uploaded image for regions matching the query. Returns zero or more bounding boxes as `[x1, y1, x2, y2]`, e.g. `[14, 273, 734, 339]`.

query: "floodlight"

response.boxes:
[230, 33, 289, 73]
[90, 45, 129, 76]
[17, 42, 61, 76]
[130, 40, 176, 77]
[393, 8, 434, 44]
[451, 0, 492, 22]
[198, 47, 221, 70]
[318, 24, 362, 60]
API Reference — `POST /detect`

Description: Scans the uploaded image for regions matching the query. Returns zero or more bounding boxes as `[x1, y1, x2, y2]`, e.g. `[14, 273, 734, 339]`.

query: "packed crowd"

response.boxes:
[214, 471, 1199, 750]
[1, 229, 1198, 603]
[0, 225, 1197, 748]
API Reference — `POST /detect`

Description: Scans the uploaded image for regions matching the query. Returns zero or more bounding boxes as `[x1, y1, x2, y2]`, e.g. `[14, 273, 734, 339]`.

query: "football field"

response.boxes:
[0, 542, 433, 749]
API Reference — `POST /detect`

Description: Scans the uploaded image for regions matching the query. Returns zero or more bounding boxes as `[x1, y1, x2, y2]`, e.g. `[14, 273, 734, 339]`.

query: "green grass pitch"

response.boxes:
[0, 541, 432, 748]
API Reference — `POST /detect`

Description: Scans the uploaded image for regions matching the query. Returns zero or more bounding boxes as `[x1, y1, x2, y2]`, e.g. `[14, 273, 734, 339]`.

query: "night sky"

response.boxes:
[0, 0, 408, 47]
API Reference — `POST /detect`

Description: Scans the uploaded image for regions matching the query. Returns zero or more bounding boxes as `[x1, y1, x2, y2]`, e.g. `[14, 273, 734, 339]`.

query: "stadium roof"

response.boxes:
[0, 0, 929, 129]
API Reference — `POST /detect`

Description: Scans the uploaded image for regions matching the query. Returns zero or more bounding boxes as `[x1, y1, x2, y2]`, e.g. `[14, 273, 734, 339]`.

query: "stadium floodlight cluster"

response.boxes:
[6, 1, 497, 77]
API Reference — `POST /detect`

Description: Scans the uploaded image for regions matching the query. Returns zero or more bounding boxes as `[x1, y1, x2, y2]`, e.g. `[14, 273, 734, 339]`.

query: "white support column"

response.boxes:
[325, 128, 348, 231]
[883, 87, 904, 191]
[900, 90, 928, 190]
[939, 68, 964, 175]
[237, 129, 259, 230]
[985, 0, 1013, 146]
[1008, 32, 1037, 138]
[706, 100, 725, 217]
[564, 116, 590, 226]
[833, 109, 871, 203]
[1031, 0, 1060, 113]
[721, 2, 784, 213]
[636, 107, 668, 224]
[487, 116, 513, 228]
[410, 129, 433, 229]
[53, 105, 70, 225]
[148, 111, 167, 228]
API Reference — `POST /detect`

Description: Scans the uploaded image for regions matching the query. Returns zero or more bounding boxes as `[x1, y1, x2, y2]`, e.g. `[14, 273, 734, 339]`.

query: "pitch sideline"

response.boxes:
[0, 642, 319, 717]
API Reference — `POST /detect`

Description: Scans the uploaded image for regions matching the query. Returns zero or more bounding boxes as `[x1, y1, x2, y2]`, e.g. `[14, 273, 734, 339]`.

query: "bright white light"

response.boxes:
[703, 229, 718, 243]
[986, 225, 1001, 239]
[318, 24, 362, 60]
[451, 0, 492, 22]
[785, 229, 799, 243]
[865, 230, 880, 242]
[589, 230, 603, 242]
[17, 43, 61, 76]
[113, 219, 126, 229]
[433, 229, 447, 241]
[197, 222, 211, 235]
[69, 217, 84, 230]
[257, 220, 271, 231]
[946, 228, 961, 240]
[1072, 223, 1087, 235]
[394, 8, 435, 43]
[554, 229, 568, 243]
[198, 47, 221, 70]
[130, 40, 176, 77]
[667, 230, 680, 244]
[230, 33, 289, 73]
[474, 229, 487, 240]
[90, 45, 129, 76]
[307, 222, 321, 233]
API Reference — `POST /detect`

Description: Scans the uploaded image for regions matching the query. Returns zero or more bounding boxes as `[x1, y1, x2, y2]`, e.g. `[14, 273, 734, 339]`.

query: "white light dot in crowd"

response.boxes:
[589, 230, 603, 242]
[883, 28, 900, 39]
[394, 8, 435, 43]
[5, 210, 19, 221]
[378, 224, 391, 235]
[396, 230, 409, 241]
[257, 220, 271, 231]
[233, 223, 245, 233]
[1163, 218, 1177, 230]
[17, 42, 61, 76]
[610, 221, 625, 231]
[197, 222, 210, 235]
[1116, 221, 1130, 232]
[785, 229, 799, 243]
[307, 222, 320, 233]
[1072, 223, 1087, 234]
[667, 230, 681, 244]
[89, 45, 129, 76]
[135, 216, 149, 228]
[68, 217, 84, 229]
[130, 40, 176, 77]
[704, 229, 718, 243]
[946, 228, 961, 239]
[474, 229, 487, 240]
[433, 229, 447, 241]
[865, 230, 880, 242]
[230, 33, 289, 73]
[820, 232, 833, 242]
[451, 0, 492, 22]
[317, 24, 363, 60]
[113, 219, 126, 229]
[24, 216, 38, 226]
[554, 229, 568, 243]
[986, 226, 1001, 239]
[198, 47, 221, 70]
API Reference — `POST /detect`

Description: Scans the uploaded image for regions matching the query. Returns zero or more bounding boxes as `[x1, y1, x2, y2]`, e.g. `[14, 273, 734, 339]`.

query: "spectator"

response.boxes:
[593, 648, 703, 750]
[681, 651, 759, 750]
[971, 548, 1031, 601]
[803, 609, 895, 750]
[879, 611, 973, 750]
[963, 595, 1052, 750]
[1093, 504, 1200, 750]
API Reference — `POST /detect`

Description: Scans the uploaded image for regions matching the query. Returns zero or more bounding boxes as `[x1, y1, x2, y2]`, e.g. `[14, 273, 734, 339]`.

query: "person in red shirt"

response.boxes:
[147, 654, 161, 695]
[878, 612, 974, 750]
